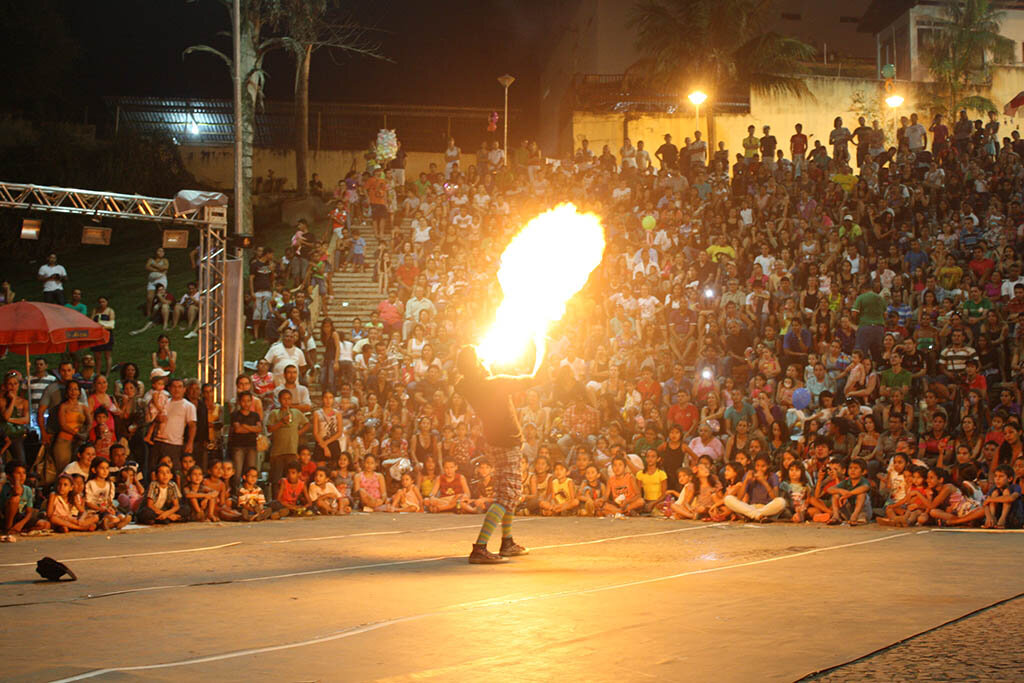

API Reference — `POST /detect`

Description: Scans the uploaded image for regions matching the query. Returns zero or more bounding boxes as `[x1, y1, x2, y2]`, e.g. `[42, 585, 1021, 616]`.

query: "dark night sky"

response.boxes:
[1, 0, 565, 134]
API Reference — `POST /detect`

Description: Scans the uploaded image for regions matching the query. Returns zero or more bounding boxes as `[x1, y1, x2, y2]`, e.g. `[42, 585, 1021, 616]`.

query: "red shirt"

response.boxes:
[277, 478, 305, 505]
[636, 378, 663, 404]
[667, 403, 699, 433]
[790, 133, 808, 155]
[365, 177, 387, 206]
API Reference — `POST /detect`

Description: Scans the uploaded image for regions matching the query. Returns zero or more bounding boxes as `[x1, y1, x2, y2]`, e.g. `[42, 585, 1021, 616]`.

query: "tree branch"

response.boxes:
[183, 44, 232, 70]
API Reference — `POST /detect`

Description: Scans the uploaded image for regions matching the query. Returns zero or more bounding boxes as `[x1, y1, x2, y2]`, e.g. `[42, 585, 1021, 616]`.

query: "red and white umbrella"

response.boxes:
[0, 301, 110, 420]
[1004, 91, 1024, 116]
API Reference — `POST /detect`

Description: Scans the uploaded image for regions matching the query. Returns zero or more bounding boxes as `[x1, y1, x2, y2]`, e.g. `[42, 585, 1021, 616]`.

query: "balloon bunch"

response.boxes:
[376, 129, 398, 161]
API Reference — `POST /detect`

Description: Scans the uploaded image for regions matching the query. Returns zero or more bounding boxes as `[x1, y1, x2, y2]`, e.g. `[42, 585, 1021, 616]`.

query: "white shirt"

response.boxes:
[38, 264, 67, 292]
[264, 342, 307, 380]
[155, 398, 196, 446]
[754, 254, 776, 274]
[275, 382, 311, 409]
[905, 123, 927, 150]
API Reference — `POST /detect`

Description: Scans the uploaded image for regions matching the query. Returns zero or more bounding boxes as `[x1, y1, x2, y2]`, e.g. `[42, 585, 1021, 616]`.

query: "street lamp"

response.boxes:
[885, 94, 904, 108]
[688, 90, 708, 136]
[498, 74, 516, 166]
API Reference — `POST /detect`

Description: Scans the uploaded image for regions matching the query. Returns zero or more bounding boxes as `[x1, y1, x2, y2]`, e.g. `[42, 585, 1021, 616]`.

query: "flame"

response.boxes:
[476, 203, 606, 371]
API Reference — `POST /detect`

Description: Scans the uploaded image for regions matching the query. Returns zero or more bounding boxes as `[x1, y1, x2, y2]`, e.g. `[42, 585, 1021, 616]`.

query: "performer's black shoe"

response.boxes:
[468, 543, 508, 564]
[499, 537, 529, 557]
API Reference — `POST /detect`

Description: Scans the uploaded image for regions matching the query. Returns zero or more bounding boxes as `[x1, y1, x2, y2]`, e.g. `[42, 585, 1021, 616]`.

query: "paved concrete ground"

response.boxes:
[0, 517, 1022, 682]
[809, 595, 1024, 681]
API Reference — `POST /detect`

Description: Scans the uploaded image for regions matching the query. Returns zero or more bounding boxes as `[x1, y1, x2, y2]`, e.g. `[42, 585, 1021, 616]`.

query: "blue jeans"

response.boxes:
[855, 325, 884, 364]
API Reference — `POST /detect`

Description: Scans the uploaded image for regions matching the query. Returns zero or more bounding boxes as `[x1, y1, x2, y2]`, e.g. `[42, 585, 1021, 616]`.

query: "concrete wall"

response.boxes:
[572, 68, 1024, 165]
[179, 146, 448, 190]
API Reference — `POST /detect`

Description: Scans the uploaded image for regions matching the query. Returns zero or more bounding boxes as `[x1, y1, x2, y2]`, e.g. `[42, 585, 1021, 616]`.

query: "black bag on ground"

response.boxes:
[36, 557, 76, 582]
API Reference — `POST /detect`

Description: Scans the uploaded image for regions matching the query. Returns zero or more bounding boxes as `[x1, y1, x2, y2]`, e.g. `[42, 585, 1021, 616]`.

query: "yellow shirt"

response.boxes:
[636, 469, 668, 501]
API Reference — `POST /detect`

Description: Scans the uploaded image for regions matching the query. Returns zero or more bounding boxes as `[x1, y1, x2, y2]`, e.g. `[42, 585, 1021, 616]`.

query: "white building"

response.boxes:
[859, 0, 1024, 82]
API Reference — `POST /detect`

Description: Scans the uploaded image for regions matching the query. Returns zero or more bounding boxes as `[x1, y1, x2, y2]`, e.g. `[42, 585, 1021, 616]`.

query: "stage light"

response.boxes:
[162, 229, 190, 249]
[20, 219, 41, 240]
[81, 227, 112, 245]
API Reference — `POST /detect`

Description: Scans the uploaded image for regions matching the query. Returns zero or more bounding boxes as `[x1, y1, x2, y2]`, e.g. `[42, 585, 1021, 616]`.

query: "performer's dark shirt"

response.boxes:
[456, 374, 533, 448]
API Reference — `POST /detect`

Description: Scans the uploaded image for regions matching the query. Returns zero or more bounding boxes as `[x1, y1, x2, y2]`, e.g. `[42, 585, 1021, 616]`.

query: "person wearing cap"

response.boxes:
[839, 214, 862, 242]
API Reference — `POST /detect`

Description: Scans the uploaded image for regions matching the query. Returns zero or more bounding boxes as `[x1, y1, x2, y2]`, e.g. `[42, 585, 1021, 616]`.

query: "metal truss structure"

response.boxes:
[0, 181, 230, 401]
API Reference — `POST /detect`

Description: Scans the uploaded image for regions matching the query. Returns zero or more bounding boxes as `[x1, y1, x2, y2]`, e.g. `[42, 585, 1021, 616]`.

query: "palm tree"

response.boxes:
[630, 0, 815, 144]
[920, 0, 1015, 116]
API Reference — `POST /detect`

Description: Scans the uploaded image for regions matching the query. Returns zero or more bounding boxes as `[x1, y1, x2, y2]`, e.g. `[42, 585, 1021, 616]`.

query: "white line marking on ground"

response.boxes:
[50, 530, 912, 682]
[261, 520, 539, 545]
[64, 521, 719, 599]
[0, 541, 243, 568]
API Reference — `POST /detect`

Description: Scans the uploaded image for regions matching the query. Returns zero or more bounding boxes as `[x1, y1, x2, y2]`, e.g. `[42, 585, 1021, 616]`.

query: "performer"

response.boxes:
[456, 345, 544, 564]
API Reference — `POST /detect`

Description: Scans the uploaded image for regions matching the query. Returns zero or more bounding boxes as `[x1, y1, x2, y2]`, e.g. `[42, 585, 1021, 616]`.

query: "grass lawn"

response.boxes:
[1, 213, 299, 381]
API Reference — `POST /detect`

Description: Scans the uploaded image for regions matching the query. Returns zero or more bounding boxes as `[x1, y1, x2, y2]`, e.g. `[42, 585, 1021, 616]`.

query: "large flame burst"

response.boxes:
[476, 203, 606, 371]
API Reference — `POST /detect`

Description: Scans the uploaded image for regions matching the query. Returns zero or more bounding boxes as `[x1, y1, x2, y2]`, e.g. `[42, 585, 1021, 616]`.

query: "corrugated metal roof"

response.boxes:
[105, 97, 518, 152]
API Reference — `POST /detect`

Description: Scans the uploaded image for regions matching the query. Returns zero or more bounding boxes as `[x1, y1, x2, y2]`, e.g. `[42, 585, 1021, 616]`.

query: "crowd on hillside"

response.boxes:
[5, 108, 1024, 539]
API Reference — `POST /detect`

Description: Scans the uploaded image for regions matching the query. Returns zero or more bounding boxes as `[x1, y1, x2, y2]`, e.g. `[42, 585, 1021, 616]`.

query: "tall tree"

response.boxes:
[278, 0, 387, 197]
[920, 0, 1015, 116]
[630, 0, 815, 145]
[184, 0, 288, 235]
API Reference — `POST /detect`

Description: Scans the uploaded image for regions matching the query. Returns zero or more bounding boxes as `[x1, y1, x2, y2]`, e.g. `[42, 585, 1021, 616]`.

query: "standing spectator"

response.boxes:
[37, 252, 67, 305]
[389, 139, 407, 187]
[742, 125, 760, 162]
[90, 296, 116, 376]
[144, 247, 169, 318]
[790, 123, 808, 177]
[906, 113, 927, 155]
[266, 388, 309, 486]
[263, 329, 307, 385]
[655, 133, 678, 171]
[150, 378, 197, 471]
[852, 280, 886, 363]
[249, 248, 275, 341]
[444, 137, 461, 178]
[1, 372, 30, 465]
[829, 116, 852, 164]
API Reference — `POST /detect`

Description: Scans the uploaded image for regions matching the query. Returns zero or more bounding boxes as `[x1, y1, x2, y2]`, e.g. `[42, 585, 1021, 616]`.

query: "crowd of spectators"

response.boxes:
[5, 107, 1024, 539]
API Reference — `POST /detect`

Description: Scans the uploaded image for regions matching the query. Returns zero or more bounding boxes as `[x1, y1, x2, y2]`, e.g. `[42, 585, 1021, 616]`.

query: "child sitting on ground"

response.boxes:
[388, 472, 423, 512]
[85, 457, 131, 530]
[308, 466, 346, 515]
[182, 465, 218, 522]
[577, 464, 607, 517]
[138, 463, 184, 524]
[117, 462, 144, 513]
[331, 452, 356, 511]
[636, 449, 668, 514]
[604, 455, 643, 516]
[47, 474, 98, 532]
[203, 460, 241, 521]
[828, 458, 872, 526]
[353, 454, 389, 512]
[924, 467, 984, 527]
[667, 467, 696, 520]
[710, 461, 747, 522]
[2, 462, 51, 535]
[809, 458, 844, 522]
[540, 462, 579, 516]
[780, 461, 811, 523]
[273, 462, 312, 517]
[238, 466, 273, 521]
[983, 464, 1023, 529]
[691, 460, 722, 520]
[297, 446, 317, 484]
[468, 459, 495, 512]
[425, 459, 473, 513]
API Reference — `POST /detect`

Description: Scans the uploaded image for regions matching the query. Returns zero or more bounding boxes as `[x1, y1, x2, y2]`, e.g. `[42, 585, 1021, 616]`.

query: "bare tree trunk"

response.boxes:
[294, 43, 311, 198]
[237, 12, 258, 236]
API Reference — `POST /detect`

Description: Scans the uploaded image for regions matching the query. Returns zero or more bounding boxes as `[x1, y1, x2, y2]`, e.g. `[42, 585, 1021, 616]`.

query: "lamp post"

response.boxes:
[885, 94, 903, 148]
[688, 90, 708, 137]
[498, 74, 515, 166]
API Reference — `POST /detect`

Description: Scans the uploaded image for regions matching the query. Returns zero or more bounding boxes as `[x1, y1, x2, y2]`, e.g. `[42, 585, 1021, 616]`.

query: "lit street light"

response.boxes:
[885, 94, 904, 108]
[498, 74, 515, 166]
[688, 90, 708, 136]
